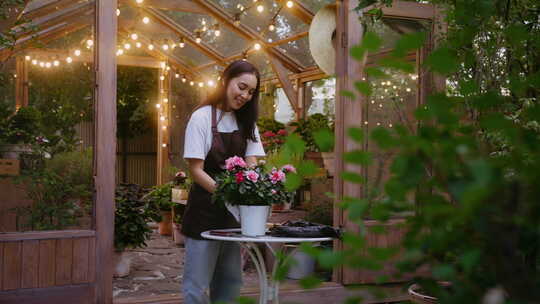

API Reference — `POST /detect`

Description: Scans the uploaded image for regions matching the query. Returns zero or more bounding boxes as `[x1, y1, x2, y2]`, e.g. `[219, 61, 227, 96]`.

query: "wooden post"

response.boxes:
[15, 57, 29, 110]
[156, 65, 172, 185]
[94, 0, 116, 303]
[334, 0, 364, 284]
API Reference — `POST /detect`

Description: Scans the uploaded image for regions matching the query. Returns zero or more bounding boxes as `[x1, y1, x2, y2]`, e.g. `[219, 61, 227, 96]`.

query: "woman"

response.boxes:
[181, 60, 265, 304]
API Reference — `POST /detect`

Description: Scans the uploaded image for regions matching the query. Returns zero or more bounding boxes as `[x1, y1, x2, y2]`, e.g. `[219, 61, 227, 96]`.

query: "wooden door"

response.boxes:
[333, 0, 445, 284]
[0, 0, 117, 303]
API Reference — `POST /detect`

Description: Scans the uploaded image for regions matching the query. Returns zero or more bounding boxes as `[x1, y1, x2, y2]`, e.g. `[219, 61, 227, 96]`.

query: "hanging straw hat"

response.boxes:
[308, 4, 337, 76]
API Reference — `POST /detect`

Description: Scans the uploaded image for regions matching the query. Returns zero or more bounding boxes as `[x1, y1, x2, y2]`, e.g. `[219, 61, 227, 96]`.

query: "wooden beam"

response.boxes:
[142, 7, 226, 67]
[27, 48, 163, 69]
[268, 55, 299, 116]
[119, 0, 206, 14]
[267, 31, 308, 47]
[156, 69, 172, 185]
[13, 1, 94, 38]
[192, 0, 304, 73]
[15, 57, 29, 109]
[22, 0, 78, 21]
[95, 0, 116, 303]
[365, 1, 435, 20]
[276, 0, 314, 24]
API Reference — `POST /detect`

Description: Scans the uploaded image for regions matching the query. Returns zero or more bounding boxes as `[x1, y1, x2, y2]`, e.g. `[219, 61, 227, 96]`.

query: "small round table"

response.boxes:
[201, 229, 332, 304]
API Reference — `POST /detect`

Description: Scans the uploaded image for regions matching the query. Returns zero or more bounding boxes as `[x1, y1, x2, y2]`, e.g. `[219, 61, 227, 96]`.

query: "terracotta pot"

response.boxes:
[272, 204, 284, 212]
[172, 223, 184, 245]
[113, 251, 131, 278]
[158, 211, 172, 236]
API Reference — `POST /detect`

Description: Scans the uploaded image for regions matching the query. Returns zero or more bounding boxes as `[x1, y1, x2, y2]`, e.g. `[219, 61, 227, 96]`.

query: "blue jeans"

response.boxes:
[183, 237, 243, 304]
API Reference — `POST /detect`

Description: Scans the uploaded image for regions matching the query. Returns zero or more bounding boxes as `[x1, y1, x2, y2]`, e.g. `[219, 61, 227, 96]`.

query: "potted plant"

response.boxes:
[289, 113, 335, 176]
[145, 182, 174, 236]
[114, 183, 153, 277]
[213, 156, 296, 236]
[171, 170, 191, 202]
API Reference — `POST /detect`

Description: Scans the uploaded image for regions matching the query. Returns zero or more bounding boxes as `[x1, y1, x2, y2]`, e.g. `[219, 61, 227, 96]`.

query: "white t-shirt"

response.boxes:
[183, 105, 266, 160]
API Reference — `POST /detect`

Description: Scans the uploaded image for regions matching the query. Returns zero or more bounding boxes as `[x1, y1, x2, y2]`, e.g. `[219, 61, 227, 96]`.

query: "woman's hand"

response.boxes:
[245, 156, 258, 167]
[186, 158, 216, 193]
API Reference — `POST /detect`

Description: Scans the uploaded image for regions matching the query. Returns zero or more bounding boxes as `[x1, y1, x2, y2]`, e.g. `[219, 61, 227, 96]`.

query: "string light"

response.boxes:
[214, 24, 220, 37]
[53, 60, 60, 66]
[116, 9, 120, 16]
[257, 4, 264, 12]
[148, 43, 154, 50]
[86, 39, 93, 47]
[162, 143, 167, 148]
[286, 0, 294, 8]
[195, 32, 201, 44]
[136, 42, 142, 48]
[31, 59, 37, 65]
[160, 62, 166, 69]
[268, 24, 275, 31]
[253, 42, 261, 51]
[163, 98, 169, 103]
[179, 38, 185, 48]
[156, 104, 161, 108]
[135, 0, 143, 3]
[66, 57, 73, 63]
[189, 81, 194, 86]
[160, 75, 165, 80]
[74, 49, 81, 56]
[131, 33, 138, 40]
[162, 43, 169, 51]
[25, 55, 31, 61]
[116, 49, 124, 56]
[142, 16, 150, 24]
[182, 76, 187, 83]
[233, 14, 241, 27]
[45, 62, 52, 68]
[198, 82, 204, 87]
[208, 80, 215, 87]
[162, 126, 167, 130]
[39, 61, 45, 67]
[160, 116, 166, 121]
[124, 42, 131, 50]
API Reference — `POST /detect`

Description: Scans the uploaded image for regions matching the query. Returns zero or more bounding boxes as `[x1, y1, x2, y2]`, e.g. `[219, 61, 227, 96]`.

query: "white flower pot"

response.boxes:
[239, 205, 270, 236]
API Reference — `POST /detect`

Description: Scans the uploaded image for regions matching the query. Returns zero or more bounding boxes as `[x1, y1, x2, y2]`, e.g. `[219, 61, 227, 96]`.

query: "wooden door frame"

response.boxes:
[333, 0, 444, 284]
[94, 0, 117, 302]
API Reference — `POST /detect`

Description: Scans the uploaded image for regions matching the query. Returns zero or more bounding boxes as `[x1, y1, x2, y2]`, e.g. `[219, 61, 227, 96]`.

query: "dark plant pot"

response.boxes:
[158, 211, 172, 236]
[0, 144, 32, 159]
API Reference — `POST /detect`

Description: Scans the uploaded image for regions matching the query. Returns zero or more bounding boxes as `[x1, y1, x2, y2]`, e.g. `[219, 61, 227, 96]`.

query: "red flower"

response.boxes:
[235, 171, 244, 183]
[262, 131, 276, 138]
[277, 129, 287, 136]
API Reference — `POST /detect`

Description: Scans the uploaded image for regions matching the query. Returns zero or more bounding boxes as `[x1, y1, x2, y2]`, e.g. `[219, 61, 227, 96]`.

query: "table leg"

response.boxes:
[240, 242, 269, 304]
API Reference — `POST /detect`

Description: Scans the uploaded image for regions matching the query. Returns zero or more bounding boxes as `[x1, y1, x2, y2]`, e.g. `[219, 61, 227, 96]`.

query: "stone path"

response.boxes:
[113, 210, 308, 300]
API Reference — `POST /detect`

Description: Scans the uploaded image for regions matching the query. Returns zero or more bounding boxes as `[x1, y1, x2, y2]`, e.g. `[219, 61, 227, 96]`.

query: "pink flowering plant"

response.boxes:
[213, 156, 296, 206]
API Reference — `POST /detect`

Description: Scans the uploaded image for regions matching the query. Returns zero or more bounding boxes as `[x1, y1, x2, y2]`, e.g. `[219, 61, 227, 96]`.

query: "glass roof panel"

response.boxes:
[25, 0, 58, 13]
[172, 43, 213, 67]
[365, 17, 431, 50]
[246, 52, 273, 80]
[277, 35, 315, 68]
[161, 10, 249, 57]
[299, 0, 334, 16]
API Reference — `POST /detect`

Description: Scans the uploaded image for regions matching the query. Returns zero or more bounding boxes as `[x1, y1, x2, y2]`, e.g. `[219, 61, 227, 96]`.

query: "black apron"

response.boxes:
[181, 106, 247, 240]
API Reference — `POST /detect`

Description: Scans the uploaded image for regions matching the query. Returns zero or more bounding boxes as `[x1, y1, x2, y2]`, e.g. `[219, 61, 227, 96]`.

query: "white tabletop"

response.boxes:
[201, 228, 333, 243]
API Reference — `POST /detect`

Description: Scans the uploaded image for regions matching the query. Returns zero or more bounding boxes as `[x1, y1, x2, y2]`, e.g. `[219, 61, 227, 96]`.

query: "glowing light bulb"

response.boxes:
[160, 116, 165, 121]
[179, 41, 185, 48]
[74, 49, 81, 56]
[148, 44, 154, 50]
[135, 42, 142, 48]
[196, 37, 201, 44]
[25, 55, 31, 61]
[142, 16, 150, 24]
[406, 88, 411, 92]
[31, 59, 37, 65]
[156, 104, 161, 108]
[214, 30, 221, 37]
[257, 4, 264, 12]
[162, 126, 167, 130]
[268, 24, 275, 31]
[53, 60, 60, 66]
[66, 57, 73, 63]
[124, 43, 131, 50]
[190, 81, 194, 86]
[136, 0, 143, 3]
[198, 82, 204, 87]
[162, 143, 167, 148]
[208, 80, 215, 87]
[45, 62, 51, 68]
[86, 39, 94, 47]
[160, 75, 165, 81]
[253, 43, 261, 50]
[175, 73, 180, 78]
[163, 98, 168, 103]
[162, 44, 169, 51]
[116, 49, 124, 56]
[131, 33, 138, 40]
[116, 9, 120, 16]
[286, 0, 294, 8]
[160, 62, 166, 69]
[182, 77, 187, 83]
[39, 62, 44, 67]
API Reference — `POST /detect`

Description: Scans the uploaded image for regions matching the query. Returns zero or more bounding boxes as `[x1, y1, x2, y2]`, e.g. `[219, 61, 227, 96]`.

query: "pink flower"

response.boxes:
[235, 171, 244, 183]
[175, 171, 186, 178]
[262, 131, 276, 138]
[281, 164, 296, 173]
[270, 168, 286, 184]
[225, 156, 247, 171]
[271, 189, 277, 195]
[245, 170, 259, 182]
[277, 129, 287, 136]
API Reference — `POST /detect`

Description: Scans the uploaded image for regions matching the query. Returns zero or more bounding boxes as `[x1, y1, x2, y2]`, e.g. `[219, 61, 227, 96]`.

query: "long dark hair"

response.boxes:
[197, 60, 261, 142]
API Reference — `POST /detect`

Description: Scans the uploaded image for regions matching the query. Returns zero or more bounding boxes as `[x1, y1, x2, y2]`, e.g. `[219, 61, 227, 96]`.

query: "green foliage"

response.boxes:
[0, 106, 41, 144]
[114, 184, 153, 252]
[303, 198, 333, 226]
[290, 113, 334, 152]
[117, 66, 157, 139]
[144, 182, 174, 214]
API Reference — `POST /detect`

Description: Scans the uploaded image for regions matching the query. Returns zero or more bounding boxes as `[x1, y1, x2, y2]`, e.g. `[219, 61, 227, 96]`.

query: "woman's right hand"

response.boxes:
[186, 158, 216, 193]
